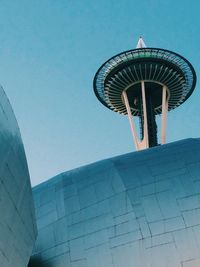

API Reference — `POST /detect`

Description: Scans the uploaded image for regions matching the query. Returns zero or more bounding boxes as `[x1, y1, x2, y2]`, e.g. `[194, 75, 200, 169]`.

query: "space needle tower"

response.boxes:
[93, 38, 196, 150]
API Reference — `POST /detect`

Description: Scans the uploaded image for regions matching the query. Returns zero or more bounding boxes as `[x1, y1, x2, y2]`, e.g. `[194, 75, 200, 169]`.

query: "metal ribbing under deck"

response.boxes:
[94, 48, 196, 116]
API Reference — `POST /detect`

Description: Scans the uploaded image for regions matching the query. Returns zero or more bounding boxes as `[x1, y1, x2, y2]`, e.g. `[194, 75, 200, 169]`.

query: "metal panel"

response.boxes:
[0, 86, 37, 267]
[30, 138, 200, 267]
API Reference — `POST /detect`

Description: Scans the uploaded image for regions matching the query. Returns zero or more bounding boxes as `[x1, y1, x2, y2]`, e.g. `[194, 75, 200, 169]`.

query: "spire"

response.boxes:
[136, 37, 146, 48]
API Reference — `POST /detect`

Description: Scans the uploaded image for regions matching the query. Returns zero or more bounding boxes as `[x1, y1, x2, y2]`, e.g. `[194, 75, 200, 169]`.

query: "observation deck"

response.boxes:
[93, 38, 196, 150]
[94, 47, 196, 115]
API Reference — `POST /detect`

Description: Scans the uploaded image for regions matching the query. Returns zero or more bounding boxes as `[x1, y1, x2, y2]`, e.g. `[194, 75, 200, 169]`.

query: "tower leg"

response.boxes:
[122, 90, 139, 150]
[122, 86, 149, 151]
[141, 81, 149, 148]
[161, 85, 168, 144]
[123, 82, 167, 150]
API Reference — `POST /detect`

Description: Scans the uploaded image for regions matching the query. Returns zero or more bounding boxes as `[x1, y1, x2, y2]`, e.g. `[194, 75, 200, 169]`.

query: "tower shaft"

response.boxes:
[142, 90, 158, 147]
[123, 81, 167, 150]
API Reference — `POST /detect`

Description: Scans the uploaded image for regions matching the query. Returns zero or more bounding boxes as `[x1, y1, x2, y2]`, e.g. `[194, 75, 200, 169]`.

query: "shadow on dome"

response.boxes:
[28, 257, 53, 267]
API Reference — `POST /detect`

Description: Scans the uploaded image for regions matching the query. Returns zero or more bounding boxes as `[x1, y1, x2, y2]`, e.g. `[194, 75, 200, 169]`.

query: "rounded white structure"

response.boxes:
[0, 86, 37, 267]
[31, 138, 200, 267]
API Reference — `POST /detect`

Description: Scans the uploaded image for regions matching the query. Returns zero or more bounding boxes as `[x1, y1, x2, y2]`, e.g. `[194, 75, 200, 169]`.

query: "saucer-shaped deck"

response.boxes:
[93, 48, 196, 115]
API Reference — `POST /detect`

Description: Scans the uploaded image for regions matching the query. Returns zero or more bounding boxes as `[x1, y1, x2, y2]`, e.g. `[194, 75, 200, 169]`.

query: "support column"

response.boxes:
[122, 82, 150, 151]
[161, 85, 168, 144]
[123, 82, 168, 150]
[122, 90, 139, 150]
[141, 81, 149, 148]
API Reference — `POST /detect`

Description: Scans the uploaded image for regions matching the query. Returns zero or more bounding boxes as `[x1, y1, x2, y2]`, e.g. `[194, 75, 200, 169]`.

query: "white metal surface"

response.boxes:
[123, 81, 169, 151]
[141, 81, 149, 149]
[122, 83, 149, 151]
[122, 90, 139, 150]
[136, 37, 146, 48]
[161, 85, 169, 144]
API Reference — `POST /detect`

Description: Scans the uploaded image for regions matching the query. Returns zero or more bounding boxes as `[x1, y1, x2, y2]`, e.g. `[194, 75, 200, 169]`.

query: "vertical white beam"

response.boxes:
[122, 90, 139, 150]
[141, 81, 149, 148]
[123, 81, 168, 150]
[161, 85, 168, 144]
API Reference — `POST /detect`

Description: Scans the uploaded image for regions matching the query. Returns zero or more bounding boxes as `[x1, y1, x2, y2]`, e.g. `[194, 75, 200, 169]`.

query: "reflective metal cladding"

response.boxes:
[0, 86, 37, 267]
[31, 138, 200, 267]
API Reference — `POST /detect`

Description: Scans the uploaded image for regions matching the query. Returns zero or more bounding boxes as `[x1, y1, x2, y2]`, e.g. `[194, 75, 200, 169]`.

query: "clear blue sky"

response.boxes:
[0, 0, 199, 186]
